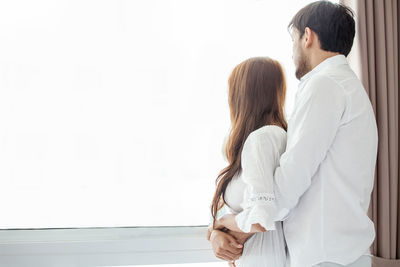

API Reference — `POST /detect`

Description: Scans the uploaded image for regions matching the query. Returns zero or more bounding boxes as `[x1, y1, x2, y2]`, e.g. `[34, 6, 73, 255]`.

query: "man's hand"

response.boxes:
[208, 229, 243, 262]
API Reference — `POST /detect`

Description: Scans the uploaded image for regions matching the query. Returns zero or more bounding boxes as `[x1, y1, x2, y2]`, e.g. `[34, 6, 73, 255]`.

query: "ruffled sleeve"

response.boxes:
[234, 129, 280, 233]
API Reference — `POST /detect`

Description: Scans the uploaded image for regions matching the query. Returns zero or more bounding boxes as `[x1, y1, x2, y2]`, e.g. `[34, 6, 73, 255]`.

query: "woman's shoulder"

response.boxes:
[246, 125, 287, 143]
[240, 125, 287, 171]
[242, 125, 287, 154]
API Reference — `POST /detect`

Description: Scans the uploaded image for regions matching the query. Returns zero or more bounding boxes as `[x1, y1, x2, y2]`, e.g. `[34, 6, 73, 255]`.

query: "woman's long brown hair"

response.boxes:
[210, 57, 288, 227]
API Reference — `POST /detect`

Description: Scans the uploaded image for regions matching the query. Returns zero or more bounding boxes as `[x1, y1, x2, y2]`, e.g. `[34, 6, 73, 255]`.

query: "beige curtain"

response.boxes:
[342, 0, 399, 266]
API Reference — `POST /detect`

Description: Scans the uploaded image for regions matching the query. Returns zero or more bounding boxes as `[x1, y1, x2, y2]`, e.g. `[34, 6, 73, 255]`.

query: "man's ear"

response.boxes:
[303, 27, 314, 49]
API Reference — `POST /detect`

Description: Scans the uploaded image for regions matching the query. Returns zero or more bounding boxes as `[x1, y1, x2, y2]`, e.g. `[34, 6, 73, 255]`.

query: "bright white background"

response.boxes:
[0, 0, 335, 229]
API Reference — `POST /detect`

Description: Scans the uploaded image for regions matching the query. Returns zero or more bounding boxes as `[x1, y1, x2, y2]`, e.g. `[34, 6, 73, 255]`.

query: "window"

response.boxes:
[0, 0, 337, 265]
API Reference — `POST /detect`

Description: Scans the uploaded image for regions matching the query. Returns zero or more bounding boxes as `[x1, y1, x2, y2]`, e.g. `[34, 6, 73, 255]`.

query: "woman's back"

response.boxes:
[224, 125, 287, 267]
[209, 56, 288, 266]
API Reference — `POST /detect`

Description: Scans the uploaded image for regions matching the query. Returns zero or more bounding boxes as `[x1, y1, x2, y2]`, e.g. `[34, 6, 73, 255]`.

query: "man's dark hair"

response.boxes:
[288, 1, 355, 56]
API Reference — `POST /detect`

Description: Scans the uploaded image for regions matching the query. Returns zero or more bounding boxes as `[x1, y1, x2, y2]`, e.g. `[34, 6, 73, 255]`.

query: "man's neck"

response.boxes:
[309, 51, 340, 70]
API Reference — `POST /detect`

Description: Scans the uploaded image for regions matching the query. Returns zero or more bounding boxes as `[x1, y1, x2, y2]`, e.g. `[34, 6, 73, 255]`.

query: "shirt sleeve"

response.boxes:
[234, 130, 280, 233]
[273, 74, 347, 221]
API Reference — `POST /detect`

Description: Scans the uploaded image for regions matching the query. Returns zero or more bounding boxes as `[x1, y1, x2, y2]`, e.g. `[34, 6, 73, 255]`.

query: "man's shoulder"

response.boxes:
[315, 64, 360, 89]
[302, 72, 347, 100]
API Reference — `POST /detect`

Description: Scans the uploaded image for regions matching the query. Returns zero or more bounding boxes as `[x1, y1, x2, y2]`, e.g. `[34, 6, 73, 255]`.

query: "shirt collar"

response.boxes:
[300, 54, 348, 82]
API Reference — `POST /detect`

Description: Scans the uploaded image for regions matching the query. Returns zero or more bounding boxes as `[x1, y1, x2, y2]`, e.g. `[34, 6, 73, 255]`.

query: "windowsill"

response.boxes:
[0, 226, 220, 266]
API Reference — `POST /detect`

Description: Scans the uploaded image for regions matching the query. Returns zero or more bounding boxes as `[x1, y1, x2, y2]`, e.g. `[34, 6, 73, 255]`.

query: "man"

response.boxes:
[208, 1, 378, 267]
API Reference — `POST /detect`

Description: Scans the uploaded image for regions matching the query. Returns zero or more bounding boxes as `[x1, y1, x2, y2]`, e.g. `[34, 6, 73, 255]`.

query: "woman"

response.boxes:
[208, 57, 288, 266]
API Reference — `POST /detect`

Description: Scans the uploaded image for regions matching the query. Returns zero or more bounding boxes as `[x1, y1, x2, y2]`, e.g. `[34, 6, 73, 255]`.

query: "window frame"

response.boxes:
[0, 226, 220, 266]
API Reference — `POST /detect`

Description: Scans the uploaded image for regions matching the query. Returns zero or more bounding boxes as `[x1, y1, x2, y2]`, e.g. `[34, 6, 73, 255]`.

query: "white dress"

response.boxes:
[223, 125, 287, 267]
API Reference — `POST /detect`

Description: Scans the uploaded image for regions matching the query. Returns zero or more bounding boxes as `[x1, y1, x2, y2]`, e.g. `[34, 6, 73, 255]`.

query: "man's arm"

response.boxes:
[208, 226, 254, 244]
[214, 213, 267, 233]
[273, 74, 347, 220]
[225, 228, 255, 244]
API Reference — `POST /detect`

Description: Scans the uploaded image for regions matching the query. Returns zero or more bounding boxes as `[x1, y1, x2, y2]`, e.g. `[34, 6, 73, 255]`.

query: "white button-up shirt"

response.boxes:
[273, 55, 378, 267]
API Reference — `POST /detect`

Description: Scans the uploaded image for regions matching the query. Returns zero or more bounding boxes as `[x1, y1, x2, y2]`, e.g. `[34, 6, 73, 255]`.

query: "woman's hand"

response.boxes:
[207, 224, 213, 241]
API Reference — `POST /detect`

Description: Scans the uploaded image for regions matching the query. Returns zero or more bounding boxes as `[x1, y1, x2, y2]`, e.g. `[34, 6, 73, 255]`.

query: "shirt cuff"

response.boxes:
[235, 201, 277, 233]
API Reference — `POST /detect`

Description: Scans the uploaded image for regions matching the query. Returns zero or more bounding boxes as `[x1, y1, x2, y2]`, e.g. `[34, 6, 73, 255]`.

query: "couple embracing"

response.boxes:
[207, 1, 378, 267]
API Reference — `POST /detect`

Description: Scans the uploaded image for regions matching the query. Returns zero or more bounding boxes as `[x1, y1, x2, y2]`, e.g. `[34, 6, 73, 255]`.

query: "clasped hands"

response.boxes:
[206, 218, 254, 267]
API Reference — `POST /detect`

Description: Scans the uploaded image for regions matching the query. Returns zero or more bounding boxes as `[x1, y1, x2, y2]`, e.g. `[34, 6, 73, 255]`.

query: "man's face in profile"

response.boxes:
[290, 27, 309, 80]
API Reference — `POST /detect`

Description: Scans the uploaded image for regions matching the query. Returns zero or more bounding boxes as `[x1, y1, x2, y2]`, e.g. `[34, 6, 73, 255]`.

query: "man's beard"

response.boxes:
[295, 49, 311, 80]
